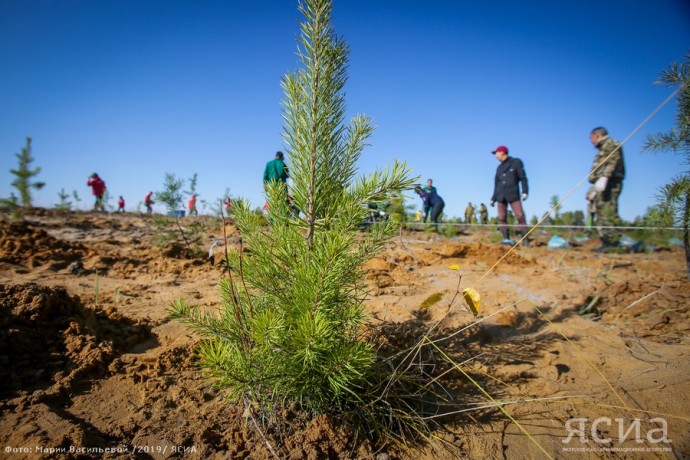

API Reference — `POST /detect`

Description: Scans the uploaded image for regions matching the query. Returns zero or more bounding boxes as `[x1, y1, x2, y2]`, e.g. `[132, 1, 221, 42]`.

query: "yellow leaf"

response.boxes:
[448, 264, 461, 271]
[419, 292, 444, 310]
[462, 288, 480, 316]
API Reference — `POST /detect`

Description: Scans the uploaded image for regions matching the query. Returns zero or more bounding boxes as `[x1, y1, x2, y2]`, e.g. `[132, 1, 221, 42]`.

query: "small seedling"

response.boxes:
[448, 264, 481, 316]
[94, 270, 100, 307]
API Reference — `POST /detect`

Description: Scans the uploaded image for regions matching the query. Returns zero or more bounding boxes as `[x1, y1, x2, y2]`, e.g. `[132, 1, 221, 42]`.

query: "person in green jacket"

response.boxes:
[263, 151, 289, 187]
[422, 178, 437, 222]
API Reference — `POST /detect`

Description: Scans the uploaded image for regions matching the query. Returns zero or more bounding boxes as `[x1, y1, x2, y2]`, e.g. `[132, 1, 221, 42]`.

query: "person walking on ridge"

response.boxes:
[490, 145, 529, 245]
[144, 191, 154, 214]
[188, 193, 198, 216]
[87, 173, 106, 212]
[117, 195, 125, 213]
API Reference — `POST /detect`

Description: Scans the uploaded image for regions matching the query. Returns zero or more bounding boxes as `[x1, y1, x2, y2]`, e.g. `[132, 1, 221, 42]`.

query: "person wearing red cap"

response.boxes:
[490, 145, 529, 244]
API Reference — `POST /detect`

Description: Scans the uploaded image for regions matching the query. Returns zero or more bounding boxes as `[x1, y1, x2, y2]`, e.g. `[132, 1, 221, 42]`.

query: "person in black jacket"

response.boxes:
[490, 145, 529, 243]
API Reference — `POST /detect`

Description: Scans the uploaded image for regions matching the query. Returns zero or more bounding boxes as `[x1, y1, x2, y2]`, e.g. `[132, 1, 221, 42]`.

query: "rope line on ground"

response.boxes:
[400, 222, 683, 231]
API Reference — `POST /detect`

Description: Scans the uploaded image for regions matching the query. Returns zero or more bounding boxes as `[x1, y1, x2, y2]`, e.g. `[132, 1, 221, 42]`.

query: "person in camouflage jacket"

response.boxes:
[587, 126, 625, 250]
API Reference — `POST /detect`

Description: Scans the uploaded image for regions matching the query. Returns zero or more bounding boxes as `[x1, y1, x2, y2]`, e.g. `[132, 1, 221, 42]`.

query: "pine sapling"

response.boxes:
[154, 172, 204, 257]
[170, 0, 434, 443]
[8, 137, 45, 207]
[72, 190, 82, 210]
[644, 54, 690, 278]
[56, 188, 72, 211]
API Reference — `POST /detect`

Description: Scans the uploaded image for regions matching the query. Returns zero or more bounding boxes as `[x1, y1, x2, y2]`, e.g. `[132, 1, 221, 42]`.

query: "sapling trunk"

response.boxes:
[683, 191, 690, 279]
[174, 217, 194, 258]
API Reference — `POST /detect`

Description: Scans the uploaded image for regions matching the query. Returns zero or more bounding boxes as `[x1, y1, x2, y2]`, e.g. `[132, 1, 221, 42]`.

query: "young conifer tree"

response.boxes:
[644, 54, 690, 278]
[171, 0, 416, 415]
[55, 188, 72, 211]
[9, 137, 45, 207]
[153, 172, 203, 256]
[155, 172, 185, 213]
[186, 172, 198, 197]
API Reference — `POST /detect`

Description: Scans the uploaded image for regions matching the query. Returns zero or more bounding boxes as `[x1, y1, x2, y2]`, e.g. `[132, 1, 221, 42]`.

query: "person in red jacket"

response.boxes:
[144, 191, 154, 214]
[87, 173, 106, 212]
[117, 196, 125, 213]
[188, 194, 198, 216]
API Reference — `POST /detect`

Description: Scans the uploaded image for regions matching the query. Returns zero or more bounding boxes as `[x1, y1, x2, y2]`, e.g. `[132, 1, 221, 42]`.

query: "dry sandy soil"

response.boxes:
[0, 208, 688, 459]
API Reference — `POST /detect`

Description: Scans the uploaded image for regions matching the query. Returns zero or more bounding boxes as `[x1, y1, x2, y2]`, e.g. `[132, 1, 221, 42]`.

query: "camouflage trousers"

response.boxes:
[94, 195, 105, 212]
[594, 179, 623, 244]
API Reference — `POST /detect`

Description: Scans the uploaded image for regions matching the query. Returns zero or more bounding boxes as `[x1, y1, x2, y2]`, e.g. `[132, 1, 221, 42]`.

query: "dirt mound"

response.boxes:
[80, 244, 208, 280]
[1, 339, 373, 460]
[221, 411, 373, 459]
[579, 277, 690, 343]
[0, 221, 86, 269]
[0, 283, 152, 398]
[435, 241, 534, 267]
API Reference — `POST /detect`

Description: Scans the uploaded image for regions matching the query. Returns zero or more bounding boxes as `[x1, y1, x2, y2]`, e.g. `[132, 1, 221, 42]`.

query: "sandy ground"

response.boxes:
[0, 208, 688, 459]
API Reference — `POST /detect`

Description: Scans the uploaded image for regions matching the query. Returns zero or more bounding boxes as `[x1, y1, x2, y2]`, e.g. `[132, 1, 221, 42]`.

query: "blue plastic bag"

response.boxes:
[668, 237, 683, 246]
[547, 235, 569, 249]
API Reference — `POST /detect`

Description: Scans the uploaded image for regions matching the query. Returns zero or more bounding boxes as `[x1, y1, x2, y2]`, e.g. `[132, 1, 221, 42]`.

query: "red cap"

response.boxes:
[492, 145, 508, 154]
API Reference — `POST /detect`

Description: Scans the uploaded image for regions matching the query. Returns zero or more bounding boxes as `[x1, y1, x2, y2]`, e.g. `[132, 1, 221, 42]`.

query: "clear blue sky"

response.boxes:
[1, 0, 689, 221]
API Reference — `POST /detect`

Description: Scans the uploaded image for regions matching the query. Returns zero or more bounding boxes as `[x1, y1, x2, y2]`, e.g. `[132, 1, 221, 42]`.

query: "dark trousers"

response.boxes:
[497, 200, 526, 239]
[422, 204, 431, 223]
[430, 201, 444, 224]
